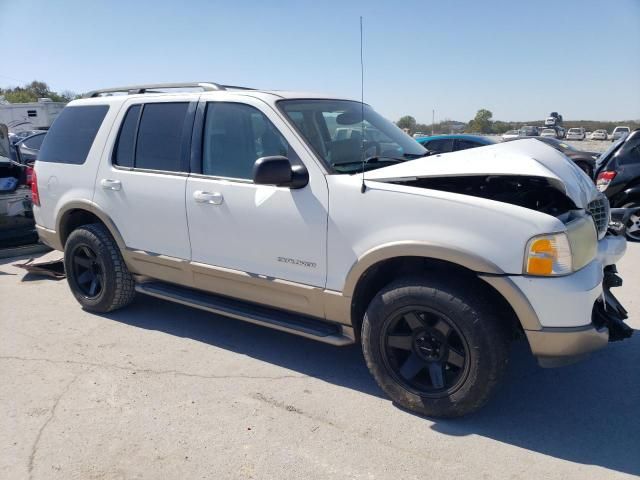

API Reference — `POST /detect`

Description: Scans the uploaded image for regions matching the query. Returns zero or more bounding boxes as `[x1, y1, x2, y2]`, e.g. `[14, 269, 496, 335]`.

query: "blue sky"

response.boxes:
[1, 0, 638, 123]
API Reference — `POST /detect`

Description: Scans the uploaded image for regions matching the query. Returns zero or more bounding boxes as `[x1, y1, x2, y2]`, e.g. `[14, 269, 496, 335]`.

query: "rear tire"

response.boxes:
[361, 277, 510, 418]
[64, 223, 136, 312]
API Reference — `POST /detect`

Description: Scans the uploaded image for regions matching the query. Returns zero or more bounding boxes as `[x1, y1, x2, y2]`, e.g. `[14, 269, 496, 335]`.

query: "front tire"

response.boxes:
[361, 277, 510, 418]
[64, 223, 136, 312]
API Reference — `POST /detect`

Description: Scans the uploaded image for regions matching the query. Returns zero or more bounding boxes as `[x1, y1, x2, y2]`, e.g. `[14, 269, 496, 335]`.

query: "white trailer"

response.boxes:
[0, 97, 65, 132]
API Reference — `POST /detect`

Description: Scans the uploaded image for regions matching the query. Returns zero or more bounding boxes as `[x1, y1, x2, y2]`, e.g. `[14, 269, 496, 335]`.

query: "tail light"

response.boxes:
[596, 171, 616, 192]
[25, 165, 34, 187]
[31, 168, 40, 206]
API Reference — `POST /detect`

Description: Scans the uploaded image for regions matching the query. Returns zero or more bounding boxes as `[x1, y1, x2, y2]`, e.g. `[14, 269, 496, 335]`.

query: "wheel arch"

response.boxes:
[344, 244, 538, 338]
[56, 200, 126, 250]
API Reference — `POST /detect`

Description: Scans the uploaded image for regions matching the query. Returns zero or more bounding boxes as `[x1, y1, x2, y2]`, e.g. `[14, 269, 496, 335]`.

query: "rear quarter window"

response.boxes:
[38, 105, 109, 165]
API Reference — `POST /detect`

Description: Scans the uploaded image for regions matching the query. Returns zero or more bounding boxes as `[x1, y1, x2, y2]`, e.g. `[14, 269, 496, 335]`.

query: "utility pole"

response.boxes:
[431, 109, 435, 135]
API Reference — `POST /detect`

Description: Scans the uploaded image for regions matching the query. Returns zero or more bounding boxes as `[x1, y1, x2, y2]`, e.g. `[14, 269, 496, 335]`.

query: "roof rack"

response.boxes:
[84, 82, 226, 98]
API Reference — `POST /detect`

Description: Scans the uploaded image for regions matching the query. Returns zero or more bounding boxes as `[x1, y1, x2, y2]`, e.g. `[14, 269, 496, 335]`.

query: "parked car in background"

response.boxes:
[15, 131, 47, 162]
[612, 126, 630, 142]
[519, 125, 539, 136]
[1, 124, 38, 247]
[412, 132, 426, 138]
[506, 136, 599, 177]
[540, 128, 557, 138]
[566, 128, 586, 140]
[415, 134, 497, 154]
[591, 129, 608, 141]
[8, 130, 45, 144]
[501, 129, 520, 140]
[594, 129, 640, 240]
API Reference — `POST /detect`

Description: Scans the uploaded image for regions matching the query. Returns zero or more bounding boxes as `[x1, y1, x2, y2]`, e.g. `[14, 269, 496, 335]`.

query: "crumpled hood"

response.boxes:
[366, 139, 598, 208]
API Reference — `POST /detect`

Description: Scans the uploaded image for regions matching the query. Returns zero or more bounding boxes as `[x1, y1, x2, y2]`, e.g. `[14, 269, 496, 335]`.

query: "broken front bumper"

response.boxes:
[526, 265, 633, 367]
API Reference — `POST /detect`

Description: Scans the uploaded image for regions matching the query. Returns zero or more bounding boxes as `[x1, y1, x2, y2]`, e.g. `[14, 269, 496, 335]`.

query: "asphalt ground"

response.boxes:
[1, 243, 639, 479]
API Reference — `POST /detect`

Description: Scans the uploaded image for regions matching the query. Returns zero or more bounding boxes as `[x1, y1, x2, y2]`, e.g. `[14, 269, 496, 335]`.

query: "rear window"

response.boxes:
[38, 105, 109, 165]
[23, 134, 45, 149]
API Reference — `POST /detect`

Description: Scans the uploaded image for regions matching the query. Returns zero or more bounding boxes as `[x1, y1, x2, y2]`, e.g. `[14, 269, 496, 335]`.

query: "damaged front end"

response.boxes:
[593, 265, 634, 342]
[386, 174, 577, 218]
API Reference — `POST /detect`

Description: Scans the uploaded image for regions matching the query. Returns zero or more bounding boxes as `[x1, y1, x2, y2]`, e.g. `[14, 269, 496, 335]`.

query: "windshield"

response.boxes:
[279, 99, 427, 173]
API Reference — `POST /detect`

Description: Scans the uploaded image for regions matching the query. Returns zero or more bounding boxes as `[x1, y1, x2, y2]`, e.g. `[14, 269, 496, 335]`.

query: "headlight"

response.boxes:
[524, 233, 572, 276]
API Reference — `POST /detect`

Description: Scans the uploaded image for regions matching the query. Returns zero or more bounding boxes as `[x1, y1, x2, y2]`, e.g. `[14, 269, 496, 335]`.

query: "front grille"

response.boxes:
[587, 194, 610, 239]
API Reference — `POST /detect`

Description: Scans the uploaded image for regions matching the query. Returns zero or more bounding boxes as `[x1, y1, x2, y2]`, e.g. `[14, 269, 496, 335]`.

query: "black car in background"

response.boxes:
[507, 136, 599, 177]
[14, 131, 47, 163]
[595, 129, 640, 241]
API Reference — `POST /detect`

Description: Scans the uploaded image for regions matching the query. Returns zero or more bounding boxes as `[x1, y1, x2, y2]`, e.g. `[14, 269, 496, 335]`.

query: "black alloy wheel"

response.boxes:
[381, 307, 470, 397]
[70, 244, 105, 298]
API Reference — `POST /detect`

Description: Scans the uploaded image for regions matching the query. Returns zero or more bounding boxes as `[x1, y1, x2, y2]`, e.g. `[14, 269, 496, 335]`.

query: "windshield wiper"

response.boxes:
[335, 156, 407, 167]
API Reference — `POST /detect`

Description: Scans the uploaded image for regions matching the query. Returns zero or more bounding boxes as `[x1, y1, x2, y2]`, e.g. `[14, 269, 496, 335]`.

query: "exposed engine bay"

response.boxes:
[393, 175, 577, 218]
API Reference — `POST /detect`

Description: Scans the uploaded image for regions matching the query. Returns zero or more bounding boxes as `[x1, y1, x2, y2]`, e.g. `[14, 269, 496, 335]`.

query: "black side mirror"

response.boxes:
[253, 156, 308, 189]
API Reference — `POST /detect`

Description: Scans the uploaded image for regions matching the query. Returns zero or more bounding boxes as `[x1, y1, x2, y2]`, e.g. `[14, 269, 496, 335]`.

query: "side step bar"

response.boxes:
[135, 282, 354, 346]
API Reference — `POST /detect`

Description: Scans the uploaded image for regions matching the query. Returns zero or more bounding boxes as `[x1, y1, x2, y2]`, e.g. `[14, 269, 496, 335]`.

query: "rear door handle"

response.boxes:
[193, 191, 223, 205]
[100, 179, 122, 191]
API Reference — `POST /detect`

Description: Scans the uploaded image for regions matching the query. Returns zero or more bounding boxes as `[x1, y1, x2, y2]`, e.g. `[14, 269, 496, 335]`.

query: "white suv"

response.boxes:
[32, 82, 632, 417]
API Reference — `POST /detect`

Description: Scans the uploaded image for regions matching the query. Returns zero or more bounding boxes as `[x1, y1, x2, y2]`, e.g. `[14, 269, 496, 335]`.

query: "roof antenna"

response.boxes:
[359, 16, 366, 194]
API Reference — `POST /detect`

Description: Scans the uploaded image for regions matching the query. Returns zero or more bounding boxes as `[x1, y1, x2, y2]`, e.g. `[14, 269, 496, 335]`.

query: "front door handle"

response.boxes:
[193, 191, 223, 205]
[100, 179, 122, 191]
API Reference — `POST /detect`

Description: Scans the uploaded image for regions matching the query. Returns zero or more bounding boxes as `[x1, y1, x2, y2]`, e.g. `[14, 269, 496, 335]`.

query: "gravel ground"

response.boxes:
[1, 244, 639, 480]
[563, 138, 613, 154]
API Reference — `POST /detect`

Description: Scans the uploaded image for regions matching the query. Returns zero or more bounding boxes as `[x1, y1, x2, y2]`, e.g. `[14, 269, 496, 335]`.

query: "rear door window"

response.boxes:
[454, 139, 480, 151]
[38, 105, 109, 165]
[135, 103, 190, 172]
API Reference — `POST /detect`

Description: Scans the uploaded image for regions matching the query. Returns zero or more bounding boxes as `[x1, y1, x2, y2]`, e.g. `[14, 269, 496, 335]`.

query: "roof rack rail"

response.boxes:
[221, 85, 256, 91]
[84, 82, 226, 98]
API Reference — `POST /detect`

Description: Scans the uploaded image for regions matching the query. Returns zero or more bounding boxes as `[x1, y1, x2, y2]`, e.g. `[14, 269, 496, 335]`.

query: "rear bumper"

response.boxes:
[35, 225, 63, 251]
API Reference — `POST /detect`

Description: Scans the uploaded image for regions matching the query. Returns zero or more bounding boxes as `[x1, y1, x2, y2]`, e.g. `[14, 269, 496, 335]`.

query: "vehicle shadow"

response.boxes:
[103, 294, 383, 397]
[105, 294, 640, 477]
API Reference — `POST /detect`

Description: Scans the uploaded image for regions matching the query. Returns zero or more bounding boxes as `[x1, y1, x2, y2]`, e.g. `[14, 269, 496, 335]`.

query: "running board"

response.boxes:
[135, 282, 354, 346]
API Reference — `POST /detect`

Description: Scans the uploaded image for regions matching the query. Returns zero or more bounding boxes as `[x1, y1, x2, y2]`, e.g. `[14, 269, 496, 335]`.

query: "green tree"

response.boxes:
[396, 115, 417, 133]
[0, 80, 77, 104]
[467, 109, 493, 133]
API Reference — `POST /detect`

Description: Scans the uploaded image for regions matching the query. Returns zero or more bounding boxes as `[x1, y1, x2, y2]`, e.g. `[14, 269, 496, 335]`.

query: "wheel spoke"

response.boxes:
[77, 270, 93, 285]
[427, 362, 445, 389]
[81, 246, 96, 260]
[89, 278, 98, 296]
[74, 256, 93, 268]
[399, 353, 425, 380]
[446, 348, 465, 368]
[403, 312, 424, 331]
[432, 318, 452, 338]
[387, 334, 413, 351]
